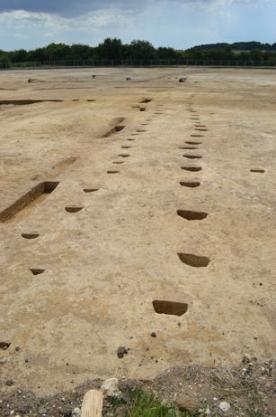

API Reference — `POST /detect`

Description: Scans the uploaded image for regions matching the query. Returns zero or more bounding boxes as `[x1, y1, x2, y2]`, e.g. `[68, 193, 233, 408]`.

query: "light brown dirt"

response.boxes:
[0, 67, 275, 396]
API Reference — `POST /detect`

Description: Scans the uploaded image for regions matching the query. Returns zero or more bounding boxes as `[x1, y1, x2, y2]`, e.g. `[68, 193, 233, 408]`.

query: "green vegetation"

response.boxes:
[108, 390, 266, 417]
[121, 391, 199, 417]
[0, 54, 11, 69]
[248, 413, 264, 417]
[1, 39, 276, 68]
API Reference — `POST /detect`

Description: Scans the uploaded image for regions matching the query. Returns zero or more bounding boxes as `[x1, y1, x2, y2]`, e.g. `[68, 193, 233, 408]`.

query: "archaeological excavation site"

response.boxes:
[0, 68, 275, 417]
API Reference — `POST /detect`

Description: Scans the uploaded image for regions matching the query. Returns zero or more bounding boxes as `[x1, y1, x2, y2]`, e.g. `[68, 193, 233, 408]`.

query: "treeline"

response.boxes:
[190, 41, 276, 52]
[1, 38, 276, 68]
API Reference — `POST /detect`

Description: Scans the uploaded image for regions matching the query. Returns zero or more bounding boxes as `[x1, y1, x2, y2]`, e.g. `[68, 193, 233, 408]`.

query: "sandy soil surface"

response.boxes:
[0, 67, 275, 397]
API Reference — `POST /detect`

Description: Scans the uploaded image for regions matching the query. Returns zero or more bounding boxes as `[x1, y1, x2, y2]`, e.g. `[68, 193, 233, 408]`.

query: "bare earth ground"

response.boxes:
[0, 67, 275, 415]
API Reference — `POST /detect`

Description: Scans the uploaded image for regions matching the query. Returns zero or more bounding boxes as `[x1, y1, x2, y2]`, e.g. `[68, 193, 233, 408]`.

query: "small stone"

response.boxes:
[117, 346, 128, 359]
[72, 407, 81, 417]
[0, 358, 7, 365]
[219, 401, 231, 412]
[6, 380, 15, 386]
[150, 332, 157, 338]
[101, 378, 121, 397]
[242, 355, 250, 364]
[0, 342, 11, 350]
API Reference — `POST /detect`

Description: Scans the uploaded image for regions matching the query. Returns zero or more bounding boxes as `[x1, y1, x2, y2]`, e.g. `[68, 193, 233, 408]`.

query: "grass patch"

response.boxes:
[126, 391, 199, 417]
[247, 405, 264, 417]
[107, 388, 266, 417]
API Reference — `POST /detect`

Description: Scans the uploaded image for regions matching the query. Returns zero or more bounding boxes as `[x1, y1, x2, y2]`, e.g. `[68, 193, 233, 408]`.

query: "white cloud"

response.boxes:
[0, 0, 274, 50]
[0, 7, 135, 42]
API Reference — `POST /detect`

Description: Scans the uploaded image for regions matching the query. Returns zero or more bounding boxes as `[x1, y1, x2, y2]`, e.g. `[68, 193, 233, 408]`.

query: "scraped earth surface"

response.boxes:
[0, 68, 275, 400]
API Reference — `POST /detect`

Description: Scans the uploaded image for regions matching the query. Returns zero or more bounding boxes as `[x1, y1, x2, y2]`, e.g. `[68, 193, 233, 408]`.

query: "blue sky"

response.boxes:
[0, 0, 275, 51]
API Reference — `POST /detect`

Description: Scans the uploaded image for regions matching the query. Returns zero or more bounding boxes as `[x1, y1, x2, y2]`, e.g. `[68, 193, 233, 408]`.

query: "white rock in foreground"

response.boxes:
[101, 378, 121, 397]
[72, 407, 81, 417]
[219, 401, 231, 412]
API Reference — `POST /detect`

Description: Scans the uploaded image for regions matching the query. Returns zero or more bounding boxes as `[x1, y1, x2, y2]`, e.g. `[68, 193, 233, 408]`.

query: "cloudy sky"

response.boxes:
[0, 0, 275, 51]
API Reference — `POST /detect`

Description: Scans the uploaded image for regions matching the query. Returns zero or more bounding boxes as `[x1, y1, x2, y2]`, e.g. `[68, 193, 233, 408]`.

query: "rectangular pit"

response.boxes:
[0, 181, 59, 222]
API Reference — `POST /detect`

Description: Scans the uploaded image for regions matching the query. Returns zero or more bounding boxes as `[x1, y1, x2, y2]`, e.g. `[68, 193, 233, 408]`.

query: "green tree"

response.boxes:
[70, 44, 91, 62]
[27, 47, 47, 63]
[97, 38, 124, 63]
[157, 47, 180, 64]
[10, 49, 28, 63]
[0, 54, 11, 69]
[250, 50, 263, 65]
[44, 43, 71, 63]
[129, 40, 156, 64]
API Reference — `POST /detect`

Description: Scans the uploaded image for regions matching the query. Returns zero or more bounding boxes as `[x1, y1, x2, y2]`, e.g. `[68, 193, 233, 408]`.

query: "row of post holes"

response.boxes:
[152, 105, 210, 317]
[9, 182, 100, 276]
[153, 102, 266, 317]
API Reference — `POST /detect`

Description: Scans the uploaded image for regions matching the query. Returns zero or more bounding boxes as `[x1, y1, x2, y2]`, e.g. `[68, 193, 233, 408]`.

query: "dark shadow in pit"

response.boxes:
[250, 169, 265, 173]
[180, 181, 200, 188]
[153, 300, 188, 316]
[83, 188, 99, 193]
[181, 166, 202, 172]
[22, 233, 39, 240]
[185, 141, 202, 145]
[0, 99, 63, 106]
[102, 118, 125, 138]
[177, 210, 208, 221]
[65, 207, 83, 213]
[178, 253, 210, 267]
[30, 269, 45, 275]
[183, 155, 202, 159]
[0, 181, 59, 222]
[140, 98, 152, 103]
